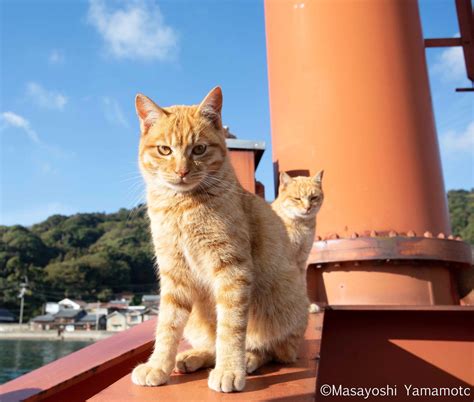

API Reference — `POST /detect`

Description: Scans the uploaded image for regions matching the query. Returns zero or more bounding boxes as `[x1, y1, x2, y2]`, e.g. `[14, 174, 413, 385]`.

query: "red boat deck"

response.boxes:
[88, 313, 322, 401]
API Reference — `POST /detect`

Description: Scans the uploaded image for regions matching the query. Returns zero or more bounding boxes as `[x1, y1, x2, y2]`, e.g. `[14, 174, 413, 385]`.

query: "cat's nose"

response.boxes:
[176, 168, 190, 178]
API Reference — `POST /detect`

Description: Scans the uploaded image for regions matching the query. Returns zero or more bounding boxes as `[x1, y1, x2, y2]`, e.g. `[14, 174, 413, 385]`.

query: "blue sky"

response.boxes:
[1, 0, 472, 226]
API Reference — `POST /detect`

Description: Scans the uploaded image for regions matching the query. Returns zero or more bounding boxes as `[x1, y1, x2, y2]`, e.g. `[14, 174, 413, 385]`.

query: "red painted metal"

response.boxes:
[315, 306, 474, 401]
[425, 37, 463, 47]
[88, 314, 323, 401]
[228, 150, 256, 193]
[307, 262, 459, 306]
[264, 0, 471, 305]
[455, 0, 474, 81]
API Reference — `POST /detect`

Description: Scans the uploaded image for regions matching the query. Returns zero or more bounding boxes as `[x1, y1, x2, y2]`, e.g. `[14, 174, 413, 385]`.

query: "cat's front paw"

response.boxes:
[131, 363, 169, 386]
[208, 367, 246, 393]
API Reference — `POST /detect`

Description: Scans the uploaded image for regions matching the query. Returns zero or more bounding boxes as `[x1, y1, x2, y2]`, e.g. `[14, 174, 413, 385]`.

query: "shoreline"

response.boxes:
[0, 330, 114, 341]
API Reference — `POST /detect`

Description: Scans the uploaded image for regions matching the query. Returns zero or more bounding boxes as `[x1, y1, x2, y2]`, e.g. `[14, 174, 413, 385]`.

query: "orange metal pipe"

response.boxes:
[264, 0, 450, 237]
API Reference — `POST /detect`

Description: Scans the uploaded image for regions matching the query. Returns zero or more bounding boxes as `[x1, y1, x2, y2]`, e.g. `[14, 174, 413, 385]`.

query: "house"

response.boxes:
[58, 298, 87, 310]
[74, 314, 106, 331]
[106, 311, 127, 332]
[142, 307, 159, 322]
[125, 310, 144, 327]
[142, 295, 160, 308]
[106, 300, 129, 313]
[54, 309, 87, 327]
[45, 302, 60, 315]
[0, 308, 15, 323]
[30, 314, 55, 330]
[85, 302, 109, 316]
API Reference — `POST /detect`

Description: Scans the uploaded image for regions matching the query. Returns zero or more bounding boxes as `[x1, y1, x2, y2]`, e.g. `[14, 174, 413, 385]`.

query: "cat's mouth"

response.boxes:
[163, 178, 201, 192]
[295, 209, 316, 218]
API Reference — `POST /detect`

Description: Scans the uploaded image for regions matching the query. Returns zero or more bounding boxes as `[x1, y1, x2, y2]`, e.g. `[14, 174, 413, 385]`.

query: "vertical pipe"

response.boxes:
[264, 0, 450, 238]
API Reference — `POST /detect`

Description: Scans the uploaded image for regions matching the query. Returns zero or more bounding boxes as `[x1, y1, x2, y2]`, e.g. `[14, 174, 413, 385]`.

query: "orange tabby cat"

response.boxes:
[272, 172, 324, 274]
[131, 87, 308, 393]
[272, 172, 324, 312]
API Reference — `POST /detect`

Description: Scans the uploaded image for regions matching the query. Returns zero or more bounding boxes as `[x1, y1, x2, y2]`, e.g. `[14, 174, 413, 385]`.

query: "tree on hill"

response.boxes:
[448, 189, 473, 244]
[0, 206, 156, 320]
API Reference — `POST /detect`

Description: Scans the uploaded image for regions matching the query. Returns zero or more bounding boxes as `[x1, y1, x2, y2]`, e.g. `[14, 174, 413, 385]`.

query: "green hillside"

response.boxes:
[0, 207, 156, 320]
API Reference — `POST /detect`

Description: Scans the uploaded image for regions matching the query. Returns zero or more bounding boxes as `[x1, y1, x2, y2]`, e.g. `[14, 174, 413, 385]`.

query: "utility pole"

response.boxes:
[18, 276, 28, 328]
[95, 300, 99, 331]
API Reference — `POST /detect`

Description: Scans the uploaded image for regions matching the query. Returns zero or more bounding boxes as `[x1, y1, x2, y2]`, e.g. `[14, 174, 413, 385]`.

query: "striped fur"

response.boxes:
[131, 88, 308, 393]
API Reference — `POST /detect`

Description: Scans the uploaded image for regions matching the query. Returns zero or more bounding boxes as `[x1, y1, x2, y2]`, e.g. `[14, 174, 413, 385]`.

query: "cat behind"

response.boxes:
[272, 172, 324, 312]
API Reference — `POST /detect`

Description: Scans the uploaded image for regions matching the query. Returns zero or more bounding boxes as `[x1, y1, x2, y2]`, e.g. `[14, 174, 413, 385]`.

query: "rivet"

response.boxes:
[389, 230, 397, 237]
[316, 264, 322, 269]
[351, 232, 359, 239]
[455, 236, 463, 241]
[370, 230, 377, 237]
[437, 233, 446, 239]
[424, 231, 433, 238]
[328, 233, 339, 240]
[448, 235, 455, 240]
[407, 230, 416, 237]
[334, 263, 340, 268]
[315, 236, 322, 241]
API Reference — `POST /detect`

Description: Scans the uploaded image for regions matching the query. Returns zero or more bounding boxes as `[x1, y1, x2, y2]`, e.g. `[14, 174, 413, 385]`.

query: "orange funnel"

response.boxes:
[264, 0, 471, 305]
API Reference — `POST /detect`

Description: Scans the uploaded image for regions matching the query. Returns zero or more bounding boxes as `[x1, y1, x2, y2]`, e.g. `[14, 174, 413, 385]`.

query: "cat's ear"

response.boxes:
[135, 94, 167, 134]
[198, 86, 223, 128]
[279, 172, 292, 189]
[313, 170, 324, 185]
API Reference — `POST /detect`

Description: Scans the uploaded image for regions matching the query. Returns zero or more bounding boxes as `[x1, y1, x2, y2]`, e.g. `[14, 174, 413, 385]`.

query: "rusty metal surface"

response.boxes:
[315, 307, 474, 402]
[88, 314, 323, 402]
[308, 235, 472, 266]
[0, 319, 157, 402]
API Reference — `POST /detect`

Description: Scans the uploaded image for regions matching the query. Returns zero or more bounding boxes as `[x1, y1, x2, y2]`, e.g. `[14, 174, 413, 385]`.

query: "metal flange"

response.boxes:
[308, 234, 472, 267]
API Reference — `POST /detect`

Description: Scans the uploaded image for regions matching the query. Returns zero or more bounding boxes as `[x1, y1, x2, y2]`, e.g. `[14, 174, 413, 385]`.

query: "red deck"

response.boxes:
[88, 313, 322, 401]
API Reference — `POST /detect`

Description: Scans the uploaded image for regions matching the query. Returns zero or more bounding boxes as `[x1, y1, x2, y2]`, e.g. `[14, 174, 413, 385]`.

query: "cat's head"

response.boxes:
[136, 87, 227, 192]
[277, 171, 324, 219]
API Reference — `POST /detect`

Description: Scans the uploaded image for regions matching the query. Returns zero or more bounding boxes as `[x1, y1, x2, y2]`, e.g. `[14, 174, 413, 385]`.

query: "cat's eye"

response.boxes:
[293, 197, 301, 201]
[311, 196, 321, 202]
[192, 144, 207, 155]
[157, 145, 172, 156]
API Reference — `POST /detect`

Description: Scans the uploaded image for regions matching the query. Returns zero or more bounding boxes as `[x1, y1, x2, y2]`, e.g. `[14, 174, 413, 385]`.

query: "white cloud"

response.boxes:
[26, 82, 68, 110]
[431, 33, 467, 82]
[103, 96, 129, 127]
[49, 49, 65, 64]
[0, 111, 72, 159]
[440, 121, 474, 154]
[0, 111, 40, 143]
[87, 0, 178, 61]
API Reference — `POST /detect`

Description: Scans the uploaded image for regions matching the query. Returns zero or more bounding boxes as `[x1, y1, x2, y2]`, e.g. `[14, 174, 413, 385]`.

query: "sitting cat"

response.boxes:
[131, 87, 308, 393]
[272, 172, 324, 312]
